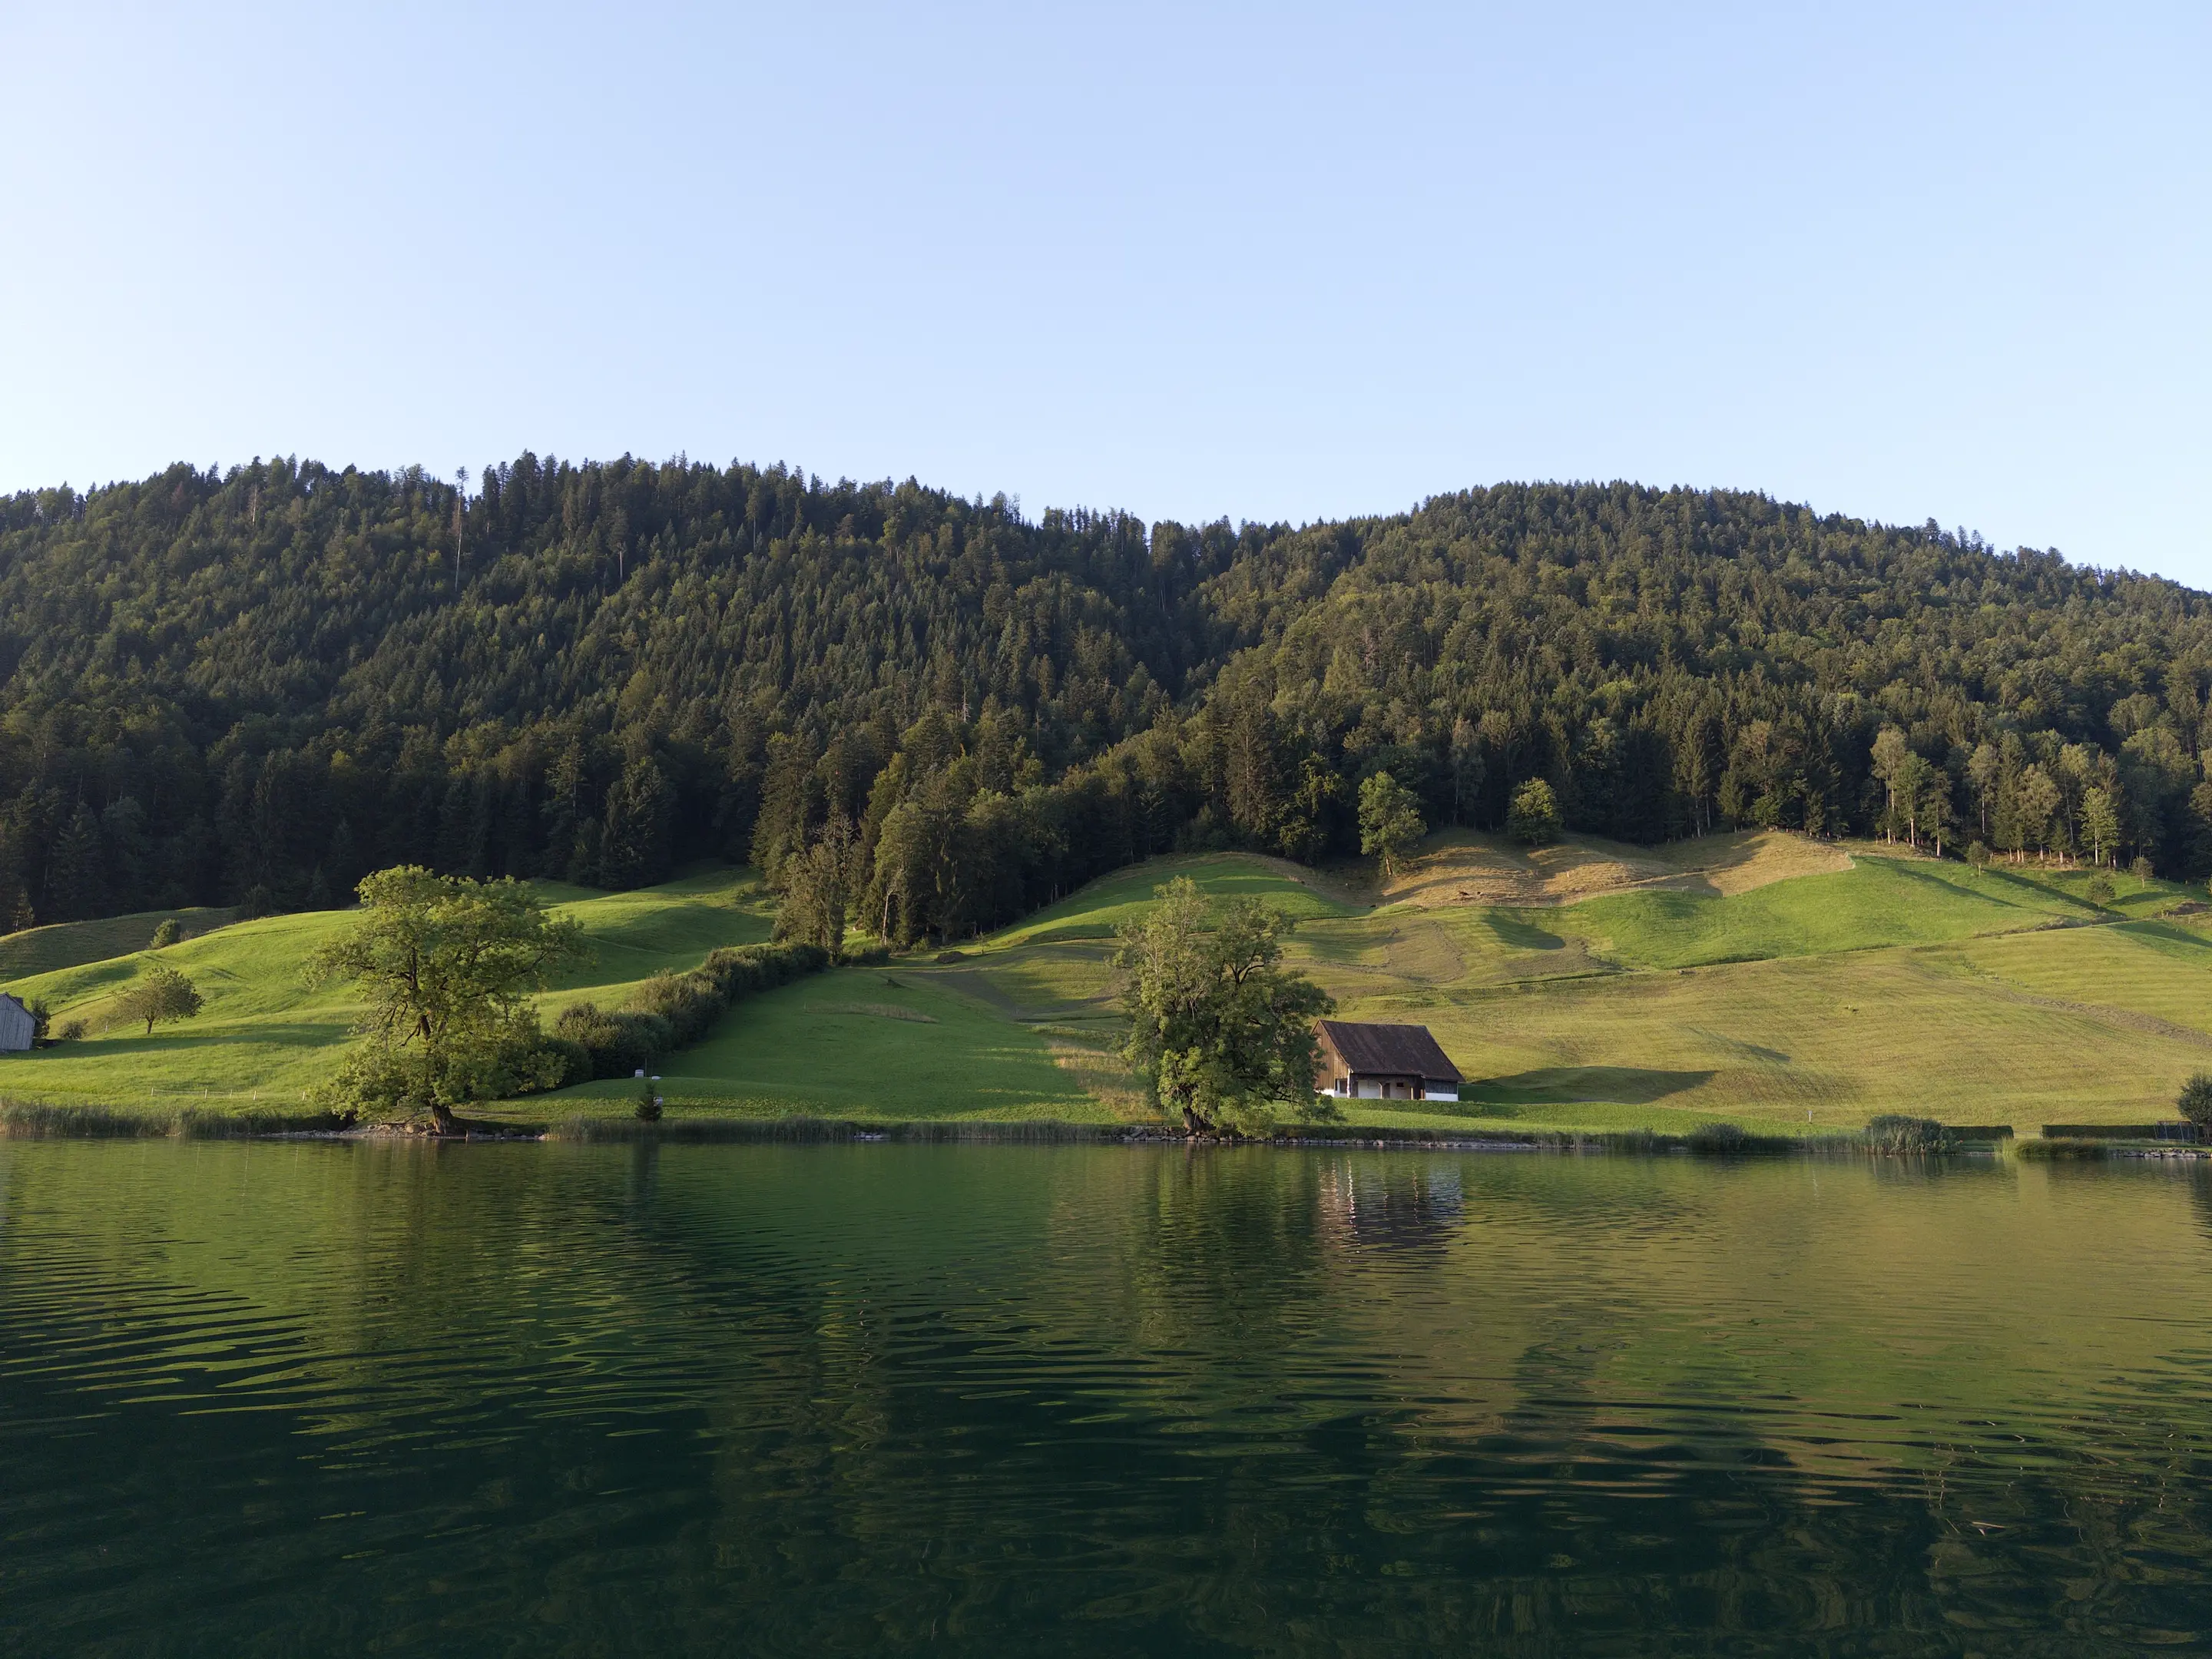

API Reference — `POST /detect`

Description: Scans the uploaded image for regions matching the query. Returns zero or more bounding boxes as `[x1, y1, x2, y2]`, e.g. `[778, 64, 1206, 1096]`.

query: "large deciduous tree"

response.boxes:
[306, 866, 587, 1131]
[1113, 876, 1333, 1136]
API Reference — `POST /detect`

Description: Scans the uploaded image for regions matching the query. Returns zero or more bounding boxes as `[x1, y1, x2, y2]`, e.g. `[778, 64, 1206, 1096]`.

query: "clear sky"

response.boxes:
[4, 2, 2207, 584]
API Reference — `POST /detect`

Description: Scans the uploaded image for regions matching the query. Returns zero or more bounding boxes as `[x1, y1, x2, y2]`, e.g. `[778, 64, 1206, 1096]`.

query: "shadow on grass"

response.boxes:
[1461, 1065, 1717, 1108]
[66, 1022, 349, 1057]
[2122, 919, 2212, 952]
[1912, 857, 2087, 913]
[1485, 914, 1565, 951]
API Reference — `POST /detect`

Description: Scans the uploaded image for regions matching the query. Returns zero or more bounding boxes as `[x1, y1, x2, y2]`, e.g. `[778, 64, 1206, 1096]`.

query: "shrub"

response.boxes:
[635, 1073, 664, 1122]
[2131, 856, 2155, 883]
[1864, 1114, 1954, 1154]
[54, 1019, 85, 1041]
[150, 918, 183, 949]
[1966, 841, 1992, 869]
[2178, 1073, 2212, 1130]
[2086, 875, 2116, 906]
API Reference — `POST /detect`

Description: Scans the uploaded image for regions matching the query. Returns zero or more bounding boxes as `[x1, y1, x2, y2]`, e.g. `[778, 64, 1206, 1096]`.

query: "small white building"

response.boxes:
[0, 993, 37, 1052]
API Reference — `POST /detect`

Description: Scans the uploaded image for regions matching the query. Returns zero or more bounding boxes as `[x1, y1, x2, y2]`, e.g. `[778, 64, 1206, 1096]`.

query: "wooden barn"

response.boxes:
[0, 992, 35, 1052]
[1313, 1019, 1462, 1102]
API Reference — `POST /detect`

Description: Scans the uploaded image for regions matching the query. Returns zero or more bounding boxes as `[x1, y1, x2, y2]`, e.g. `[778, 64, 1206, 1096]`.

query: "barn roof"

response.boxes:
[1316, 1020, 1462, 1082]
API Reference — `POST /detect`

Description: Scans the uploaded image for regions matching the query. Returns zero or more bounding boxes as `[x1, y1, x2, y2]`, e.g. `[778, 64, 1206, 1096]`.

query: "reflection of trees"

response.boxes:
[6, 1144, 2212, 1652]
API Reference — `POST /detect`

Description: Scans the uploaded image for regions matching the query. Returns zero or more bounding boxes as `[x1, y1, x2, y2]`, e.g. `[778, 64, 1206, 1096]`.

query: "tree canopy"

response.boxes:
[113, 962, 201, 1037]
[1357, 771, 1425, 876]
[1112, 876, 1334, 1135]
[305, 866, 587, 1129]
[0, 459, 2207, 945]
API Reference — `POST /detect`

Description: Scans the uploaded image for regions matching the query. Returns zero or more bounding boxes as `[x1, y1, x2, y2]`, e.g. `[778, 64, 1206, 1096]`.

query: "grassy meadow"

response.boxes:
[0, 869, 775, 1116]
[1, 833, 2206, 1137]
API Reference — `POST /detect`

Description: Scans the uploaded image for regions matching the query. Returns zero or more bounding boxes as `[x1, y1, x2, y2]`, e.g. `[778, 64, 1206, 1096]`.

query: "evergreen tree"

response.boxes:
[1357, 771, 1425, 877]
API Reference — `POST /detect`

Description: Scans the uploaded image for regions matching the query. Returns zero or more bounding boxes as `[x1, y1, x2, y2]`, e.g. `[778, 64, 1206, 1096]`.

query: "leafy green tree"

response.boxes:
[149, 918, 183, 949]
[114, 962, 203, 1037]
[774, 815, 864, 955]
[1112, 876, 1333, 1135]
[2014, 765, 2061, 863]
[1356, 770, 1424, 877]
[1869, 728, 1910, 841]
[2085, 873, 2115, 906]
[2082, 787, 2121, 867]
[1506, 778, 1561, 846]
[306, 867, 587, 1131]
[2178, 1072, 2212, 1131]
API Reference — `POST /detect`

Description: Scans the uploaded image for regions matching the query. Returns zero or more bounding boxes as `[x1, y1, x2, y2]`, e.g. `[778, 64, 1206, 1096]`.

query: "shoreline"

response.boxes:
[0, 1103, 2089, 1158]
[3, 1100, 2197, 1159]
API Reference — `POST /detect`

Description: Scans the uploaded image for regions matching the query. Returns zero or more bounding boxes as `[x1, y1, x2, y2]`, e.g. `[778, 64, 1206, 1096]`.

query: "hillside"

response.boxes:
[0, 870, 774, 1113]
[0, 460, 2208, 962]
[9, 833, 2200, 1137]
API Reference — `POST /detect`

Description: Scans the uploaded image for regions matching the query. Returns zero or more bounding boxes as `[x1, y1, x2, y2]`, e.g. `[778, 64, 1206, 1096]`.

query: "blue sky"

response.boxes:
[3, 2, 2206, 583]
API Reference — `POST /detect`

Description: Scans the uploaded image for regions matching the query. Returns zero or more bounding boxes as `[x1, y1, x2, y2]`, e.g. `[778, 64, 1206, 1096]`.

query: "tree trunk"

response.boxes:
[430, 1100, 458, 1135]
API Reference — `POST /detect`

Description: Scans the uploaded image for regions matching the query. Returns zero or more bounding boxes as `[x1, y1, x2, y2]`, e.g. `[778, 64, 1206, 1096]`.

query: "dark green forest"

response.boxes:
[2, 453, 2208, 942]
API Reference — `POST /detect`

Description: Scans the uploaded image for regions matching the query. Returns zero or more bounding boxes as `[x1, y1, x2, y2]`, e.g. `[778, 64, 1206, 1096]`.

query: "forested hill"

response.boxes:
[2, 454, 2208, 939]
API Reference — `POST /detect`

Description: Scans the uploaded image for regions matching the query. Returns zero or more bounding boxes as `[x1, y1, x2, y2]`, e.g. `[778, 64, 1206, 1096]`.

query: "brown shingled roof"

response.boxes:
[1316, 1020, 1462, 1083]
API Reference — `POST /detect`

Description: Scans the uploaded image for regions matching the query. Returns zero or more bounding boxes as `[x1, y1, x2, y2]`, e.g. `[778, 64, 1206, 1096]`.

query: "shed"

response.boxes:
[0, 993, 35, 1052]
[1314, 1019, 1462, 1102]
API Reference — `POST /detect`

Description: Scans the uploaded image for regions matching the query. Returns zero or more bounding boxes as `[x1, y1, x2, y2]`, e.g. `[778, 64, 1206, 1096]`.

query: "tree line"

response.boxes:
[0, 458, 2207, 942]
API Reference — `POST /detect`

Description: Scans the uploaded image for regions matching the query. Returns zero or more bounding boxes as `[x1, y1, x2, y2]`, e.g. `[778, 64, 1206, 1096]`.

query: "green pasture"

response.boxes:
[0, 868, 777, 1114]
[0, 839, 2204, 1136]
[980, 853, 1354, 946]
[541, 968, 1111, 1124]
[931, 846, 2210, 1134]
[1548, 854, 2106, 971]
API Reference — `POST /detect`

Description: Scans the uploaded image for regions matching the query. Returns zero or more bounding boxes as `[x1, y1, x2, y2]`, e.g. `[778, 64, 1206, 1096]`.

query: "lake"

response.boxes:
[2, 1140, 2209, 1656]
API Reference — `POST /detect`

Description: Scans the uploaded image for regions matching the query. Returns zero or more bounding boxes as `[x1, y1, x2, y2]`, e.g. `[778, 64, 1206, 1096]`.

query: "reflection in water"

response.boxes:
[1, 1140, 2209, 1656]
[1323, 1157, 1465, 1251]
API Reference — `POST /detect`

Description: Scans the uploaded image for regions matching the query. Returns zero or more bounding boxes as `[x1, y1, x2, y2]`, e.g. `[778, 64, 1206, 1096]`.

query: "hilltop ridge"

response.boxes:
[0, 463, 2206, 950]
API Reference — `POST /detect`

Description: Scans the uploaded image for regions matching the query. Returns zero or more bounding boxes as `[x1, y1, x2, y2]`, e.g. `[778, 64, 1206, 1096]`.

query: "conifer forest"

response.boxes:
[2, 454, 2207, 943]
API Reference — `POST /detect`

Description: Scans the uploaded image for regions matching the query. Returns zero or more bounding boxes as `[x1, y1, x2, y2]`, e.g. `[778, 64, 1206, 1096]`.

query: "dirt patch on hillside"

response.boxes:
[1382, 830, 1852, 909]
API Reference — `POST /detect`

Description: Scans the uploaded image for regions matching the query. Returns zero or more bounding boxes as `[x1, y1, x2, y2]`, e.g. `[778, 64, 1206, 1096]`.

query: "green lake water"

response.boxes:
[3, 1141, 2210, 1656]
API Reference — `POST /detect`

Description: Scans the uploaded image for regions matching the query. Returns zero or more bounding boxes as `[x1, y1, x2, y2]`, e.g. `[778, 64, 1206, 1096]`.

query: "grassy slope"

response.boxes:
[2, 839, 2204, 1135]
[0, 906, 240, 981]
[0, 869, 781, 1114]
[896, 839, 2210, 1136]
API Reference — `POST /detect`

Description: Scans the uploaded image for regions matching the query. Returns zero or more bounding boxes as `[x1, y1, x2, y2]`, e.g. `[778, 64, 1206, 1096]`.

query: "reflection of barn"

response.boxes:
[1320, 1163, 1465, 1251]
[1314, 1020, 1462, 1101]
[0, 993, 34, 1052]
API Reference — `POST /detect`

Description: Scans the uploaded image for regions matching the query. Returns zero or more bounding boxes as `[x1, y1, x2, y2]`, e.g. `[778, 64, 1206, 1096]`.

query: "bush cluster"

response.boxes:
[1863, 1114, 1955, 1154]
[554, 942, 829, 1082]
